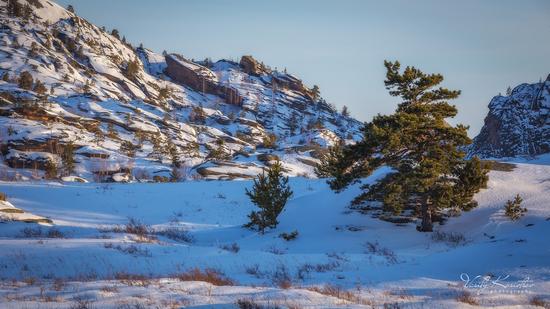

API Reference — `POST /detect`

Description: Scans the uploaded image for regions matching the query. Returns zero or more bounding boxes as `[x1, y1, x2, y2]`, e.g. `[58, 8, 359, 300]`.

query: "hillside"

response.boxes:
[469, 75, 550, 158]
[0, 0, 362, 182]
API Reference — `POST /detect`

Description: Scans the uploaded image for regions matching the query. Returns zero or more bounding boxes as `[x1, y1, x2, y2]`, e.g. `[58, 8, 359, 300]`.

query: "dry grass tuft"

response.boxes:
[175, 268, 235, 286]
[456, 290, 479, 305]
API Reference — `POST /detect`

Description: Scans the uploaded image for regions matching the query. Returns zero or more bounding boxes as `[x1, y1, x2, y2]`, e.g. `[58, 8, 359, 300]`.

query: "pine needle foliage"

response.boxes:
[245, 161, 293, 233]
[318, 61, 489, 232]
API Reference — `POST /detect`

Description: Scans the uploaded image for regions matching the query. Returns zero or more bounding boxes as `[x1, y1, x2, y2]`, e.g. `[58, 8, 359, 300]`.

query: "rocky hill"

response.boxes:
[469, 74, 550, 158]
[0, 0, 362, 182]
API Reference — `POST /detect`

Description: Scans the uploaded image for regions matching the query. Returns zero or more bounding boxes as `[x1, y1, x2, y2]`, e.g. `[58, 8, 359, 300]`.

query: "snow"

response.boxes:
[0, 161, 548, 307]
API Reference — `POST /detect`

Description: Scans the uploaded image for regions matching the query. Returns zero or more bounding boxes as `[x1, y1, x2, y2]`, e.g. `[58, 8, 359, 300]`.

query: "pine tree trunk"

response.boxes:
[419, 198, 433, 232]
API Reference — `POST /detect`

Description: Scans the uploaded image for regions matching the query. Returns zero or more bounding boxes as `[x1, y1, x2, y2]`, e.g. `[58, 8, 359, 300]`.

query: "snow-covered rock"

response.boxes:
[469, 74, 550, 158]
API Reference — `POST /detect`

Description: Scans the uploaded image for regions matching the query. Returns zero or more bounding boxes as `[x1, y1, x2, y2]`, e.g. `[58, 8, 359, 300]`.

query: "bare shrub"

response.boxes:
[220, 242, 240, 253]
[364, 241, 398, 264]
[52, 278, 66, 291]
[108, 218, 156, 242]
[431, 231, 466, 247]
[456, 290, 478, 305]
[529, 295, 549, 308]
[19, 227, 65, 238]
[175, 268, 235, 286]
[70, 295, 95, 309]
[100, 285, 119, 293]
[155, 227, 193, 243]
[271, 264, 292, 289]
[279, 230, 299, 241]
[0, 192, 6, 201]
[306, 284, 371, 305]
[245, 264, 265, 278]
[104, 243, 151, 257]
[114, 272, 152, 287]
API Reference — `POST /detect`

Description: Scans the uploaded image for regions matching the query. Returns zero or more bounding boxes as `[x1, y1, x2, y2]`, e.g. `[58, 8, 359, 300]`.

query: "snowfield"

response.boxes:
[0, 159, 549, 308]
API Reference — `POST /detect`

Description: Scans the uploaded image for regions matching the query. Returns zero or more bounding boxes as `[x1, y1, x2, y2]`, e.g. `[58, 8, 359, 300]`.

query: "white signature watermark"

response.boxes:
[460, 273, 535, 294]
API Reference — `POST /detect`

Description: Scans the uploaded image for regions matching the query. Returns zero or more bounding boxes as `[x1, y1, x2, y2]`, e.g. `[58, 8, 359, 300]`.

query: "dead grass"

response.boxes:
[175, 268, 235, 286]
[155, 227, 193, 243]
[104, 243, 152, 257]
[306, 284, 372, 305]
[220, 242, 240, 253]
[114, 272, 153, 287]
[431, 231, 466, 247]
[104, 218, 157, 243]
[529, 295, 549, 308]
[364, 241, 398, 264]
[456, 290, 479, 306]
[19, 226, 65, 238]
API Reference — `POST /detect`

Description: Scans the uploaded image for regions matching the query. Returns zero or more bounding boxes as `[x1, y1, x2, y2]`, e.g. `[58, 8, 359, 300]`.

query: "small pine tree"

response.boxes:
[504, 194, 527, 221]
[341, 105, 350, 117]
[7, 0, 23, 17]
[93, 128, 104, 146]
[33, 80, 47, 95]
[18, 71, 34, 90]
[311, 85, 320, 101]
[44, 160, 58, 179]
[2, 72, 9, 82]
[245, 161, 293, 233]
[124, 59, 140, 80]
[61, 142, 75, 175]
[261, 133, 277, 149]
[107, 123, 118, 138]
[111, 29, 120, 40]
[67, 4, 75, 13]
[506, 86, 512, 96]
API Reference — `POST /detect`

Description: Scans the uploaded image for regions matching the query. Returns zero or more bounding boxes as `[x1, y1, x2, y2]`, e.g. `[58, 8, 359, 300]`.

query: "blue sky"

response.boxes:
[54, 0, 550, 135]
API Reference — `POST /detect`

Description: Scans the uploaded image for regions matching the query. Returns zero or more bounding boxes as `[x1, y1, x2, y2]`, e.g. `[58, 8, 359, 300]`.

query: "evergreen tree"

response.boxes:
[18, 71, 33, 90]
[341, 105, 350, 117]
[33, 80, 47, 95]
[311, 85, 320, 101]
[111, 29, 120, 40]
[320, 60, 489, 232]
[107, 123, 118, 139]
[67, 4, 75, 13]
[2, 72, 9, 82]
[61, 141, 75, 175]
[124, 59, 140, 80]
[7, 0, 23, 17]
[245, 161, 293, 233]
[504, 194, 526, 220]
[44, 160, 58, 179]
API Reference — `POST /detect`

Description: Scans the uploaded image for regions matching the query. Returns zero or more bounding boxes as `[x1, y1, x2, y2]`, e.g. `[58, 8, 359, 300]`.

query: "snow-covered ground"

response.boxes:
[0, 158, 549, 308]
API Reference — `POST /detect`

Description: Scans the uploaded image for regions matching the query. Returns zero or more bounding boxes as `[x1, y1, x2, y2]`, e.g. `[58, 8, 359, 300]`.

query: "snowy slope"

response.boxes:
[0, 159, 548, 308]
[0, 0, 363, 182]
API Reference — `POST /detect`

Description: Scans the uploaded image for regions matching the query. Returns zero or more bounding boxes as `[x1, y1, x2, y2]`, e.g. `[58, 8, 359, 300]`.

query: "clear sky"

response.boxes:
[54, 0, 550, 136]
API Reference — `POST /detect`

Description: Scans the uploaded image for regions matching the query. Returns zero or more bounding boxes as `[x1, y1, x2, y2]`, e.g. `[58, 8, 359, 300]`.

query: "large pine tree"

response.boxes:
[318, 61, 489, 232]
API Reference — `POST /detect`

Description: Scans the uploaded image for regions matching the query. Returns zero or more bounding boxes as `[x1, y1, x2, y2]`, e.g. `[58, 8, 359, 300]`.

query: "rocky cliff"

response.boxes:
[469, 75, 550, 158]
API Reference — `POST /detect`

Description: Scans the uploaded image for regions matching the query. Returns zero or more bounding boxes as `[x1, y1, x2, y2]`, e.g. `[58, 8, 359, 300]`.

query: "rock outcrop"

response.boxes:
[165, 54, 243, 105]
[469, 75, 550, 158]
[240, 55, 270, 76]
